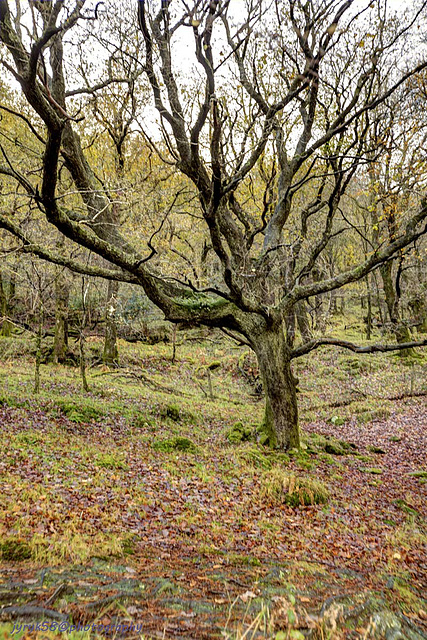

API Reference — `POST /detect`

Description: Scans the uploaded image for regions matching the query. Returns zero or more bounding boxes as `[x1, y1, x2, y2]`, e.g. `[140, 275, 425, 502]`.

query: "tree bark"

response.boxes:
[103, 279, 119, 366]
[380, 261, 413, 355]
[295, 301, 312, 342]
[53, 271, 69, 364]
[0, 269, 12, 337]
[250, 325, 299, 450]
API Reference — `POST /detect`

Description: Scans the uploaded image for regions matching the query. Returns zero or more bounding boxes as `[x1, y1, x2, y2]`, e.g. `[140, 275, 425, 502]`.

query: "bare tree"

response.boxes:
[1, 0, 427, 449]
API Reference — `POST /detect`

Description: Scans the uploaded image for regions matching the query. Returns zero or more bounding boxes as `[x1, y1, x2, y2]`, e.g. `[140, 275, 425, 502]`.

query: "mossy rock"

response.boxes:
[226, 421, 253, 444]
[160, 404, 181, 422]
[306, 433, 356, 456]
[368, 445, 387, 454]
[0, 538, 32, 561]
[153, 436, 198, 453]
[324, 441, 346, 455]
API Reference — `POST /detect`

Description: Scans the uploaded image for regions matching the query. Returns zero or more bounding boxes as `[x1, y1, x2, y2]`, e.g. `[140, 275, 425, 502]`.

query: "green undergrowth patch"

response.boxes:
[152, 436, 199, 453]
[259, 468, 329, 506]
[226, 420, 254, 443]
[95, 452, 129, 470]
[53, 398, 105, 423]
[304, 432, 358, 456]
[0, 537, 32, 561]
[237, 444, 273, 470]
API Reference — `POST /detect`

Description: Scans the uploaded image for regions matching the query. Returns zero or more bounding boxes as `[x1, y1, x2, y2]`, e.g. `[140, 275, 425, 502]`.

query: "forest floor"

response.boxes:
[0, 331, 426, 639]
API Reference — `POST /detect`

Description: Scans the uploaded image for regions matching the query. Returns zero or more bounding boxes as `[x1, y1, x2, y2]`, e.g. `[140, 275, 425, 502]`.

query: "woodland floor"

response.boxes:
[0, 332, 426, 639]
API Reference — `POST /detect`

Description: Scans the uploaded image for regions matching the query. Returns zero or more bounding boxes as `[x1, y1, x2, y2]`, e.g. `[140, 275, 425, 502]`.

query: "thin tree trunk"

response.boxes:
[34, 301, 43, 394]
[251, 326, 299, 450]
[366, 275, 372, 341]
[0, 269, 12, 337]
[296, 300, 312, 342]
[79, 330, 89, 392]
[380, 261, 413, 355]
[80, 280, 89, 392]
[103, 279, 119, 366]
[53, 271, 69, 364]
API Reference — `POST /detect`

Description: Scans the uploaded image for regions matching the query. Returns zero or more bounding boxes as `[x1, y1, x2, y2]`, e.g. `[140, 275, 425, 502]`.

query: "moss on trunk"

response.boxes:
[251, 325, 300, 450]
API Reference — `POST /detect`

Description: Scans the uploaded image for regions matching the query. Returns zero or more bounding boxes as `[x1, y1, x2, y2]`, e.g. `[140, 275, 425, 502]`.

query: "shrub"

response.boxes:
[260, 469, 329, 506]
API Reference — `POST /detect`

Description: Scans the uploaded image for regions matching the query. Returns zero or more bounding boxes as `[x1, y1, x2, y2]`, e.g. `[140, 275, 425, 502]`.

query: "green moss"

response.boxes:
[153, 436, 198, 453]
[95, 453, 128, 470]
[160, 404, 181, 422]
[408, 470, 427, 478]
[0, 538, 32, 561]
[176, 293, 228, 312]
[357, 408, 391, 424]
[368, 445, 387, 454]
[122, 534, 138, 556]
[55, 399, 103, 423]
[226, 421, 253, 443]
[207, 360, 221, 370]
[361, 467, 383, 474]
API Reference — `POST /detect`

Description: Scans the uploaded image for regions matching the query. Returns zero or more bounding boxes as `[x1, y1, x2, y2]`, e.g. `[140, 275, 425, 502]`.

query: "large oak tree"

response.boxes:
[1, 0, 427, 448]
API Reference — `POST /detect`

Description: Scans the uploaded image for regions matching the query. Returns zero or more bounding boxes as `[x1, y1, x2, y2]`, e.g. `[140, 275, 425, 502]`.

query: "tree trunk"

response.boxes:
[0, 269, 12, 337]
[103, 279, 119, 366]
[34, 301, 43, 394]
[365, 275, 372, 341]
[251, 326, 299, 450]
[296, 300, 312, 342]
[53, 271, 69, 364]
[380, 261, 413, 355]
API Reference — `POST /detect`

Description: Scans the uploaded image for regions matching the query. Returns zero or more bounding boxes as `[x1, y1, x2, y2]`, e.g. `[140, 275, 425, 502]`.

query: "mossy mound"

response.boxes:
[160, 404, 181, 422]
[95, 453, 129, 470]
[55, 400, 103, 423]
[226, 421, 253, 444]
[153, 436, 198, 453]
[0, 538, 32, 561]
[305, 433, 357, 456]
[259, 468, 329, 506]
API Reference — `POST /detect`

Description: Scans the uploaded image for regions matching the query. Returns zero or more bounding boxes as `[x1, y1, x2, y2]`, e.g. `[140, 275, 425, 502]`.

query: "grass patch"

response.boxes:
[55, 399, 104, 423]
[237, 445, 272, 470]
[259, 469, 329, 507]
[95, 452, 129, 470]
[152, 436, 198, 453]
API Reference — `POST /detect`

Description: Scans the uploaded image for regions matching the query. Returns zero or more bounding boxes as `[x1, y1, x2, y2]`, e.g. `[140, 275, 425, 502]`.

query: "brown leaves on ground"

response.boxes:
[0, 390, 426, 638]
